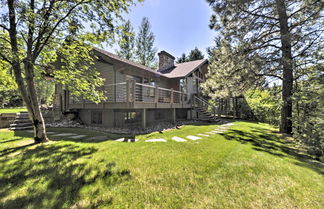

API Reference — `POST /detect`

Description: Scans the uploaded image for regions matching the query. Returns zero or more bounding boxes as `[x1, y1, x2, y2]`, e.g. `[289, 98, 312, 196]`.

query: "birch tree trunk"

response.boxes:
[7, 0, 48, 143]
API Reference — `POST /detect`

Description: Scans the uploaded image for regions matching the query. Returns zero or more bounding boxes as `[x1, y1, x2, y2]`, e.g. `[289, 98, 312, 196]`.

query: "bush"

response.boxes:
[292, 71, 324, 159]
[244, 88, 281, 126]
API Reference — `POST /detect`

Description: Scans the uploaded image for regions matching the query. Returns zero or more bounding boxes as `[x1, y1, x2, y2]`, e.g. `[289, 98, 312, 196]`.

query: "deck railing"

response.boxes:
[100, 80, 189, 104]
[193, 95, 217, 118]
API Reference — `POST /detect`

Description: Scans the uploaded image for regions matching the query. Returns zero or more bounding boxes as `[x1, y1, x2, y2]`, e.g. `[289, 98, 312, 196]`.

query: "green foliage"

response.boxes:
[116, 20, 135, 60]
[244, 88, 281, 126]
[0, 0, 139, 105]
[135, 17, 157, 67]
[0, 61, 22, 107]
[202, 40, 265, 98]
[177, 48, 205, 63]
[188, 47, 204, 61]
[52, 40, 105, 103]
[292, 67, 324, 158]
[176, 53, 187, 63]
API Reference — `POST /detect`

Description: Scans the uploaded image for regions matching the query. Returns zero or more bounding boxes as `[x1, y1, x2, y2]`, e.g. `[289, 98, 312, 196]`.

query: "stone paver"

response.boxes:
[46, 132, 56, 135]
[26, 130, 56, 134]
[69, 135, 87, 139]
[205, 132, 216, 134]
[88, 136, 108, 141]
[115, 138, 138, 142]
[145, 138, 167, 142]
[197, 134, 210, 137]
[186, 135, 201, 140]
[52, 133, 76, 137]
[172, 136, 187, 142]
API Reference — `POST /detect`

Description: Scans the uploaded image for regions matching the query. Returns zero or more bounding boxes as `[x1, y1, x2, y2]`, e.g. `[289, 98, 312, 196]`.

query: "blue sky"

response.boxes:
[107, 0, 216, 59]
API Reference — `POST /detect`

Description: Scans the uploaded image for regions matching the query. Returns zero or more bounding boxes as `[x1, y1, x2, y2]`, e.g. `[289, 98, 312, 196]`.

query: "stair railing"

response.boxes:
[193, 95, 217, 119]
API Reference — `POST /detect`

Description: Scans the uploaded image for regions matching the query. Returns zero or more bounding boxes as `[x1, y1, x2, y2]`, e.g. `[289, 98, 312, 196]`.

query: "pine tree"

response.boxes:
[135, 17, 157, 67]
[188, 47, 204, 61]
[206, 0, 323, 134]
[176, 53, 187, 63]
[117, 20, 135, 60]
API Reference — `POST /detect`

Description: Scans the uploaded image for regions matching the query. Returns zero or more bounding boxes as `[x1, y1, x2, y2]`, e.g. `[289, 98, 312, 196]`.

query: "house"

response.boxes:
[53, 47, 218, 128]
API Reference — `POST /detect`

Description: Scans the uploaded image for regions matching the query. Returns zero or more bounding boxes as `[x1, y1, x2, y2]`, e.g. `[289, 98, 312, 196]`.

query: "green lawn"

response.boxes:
[0, 108, 27, 113]
[0, 121, 323, 209]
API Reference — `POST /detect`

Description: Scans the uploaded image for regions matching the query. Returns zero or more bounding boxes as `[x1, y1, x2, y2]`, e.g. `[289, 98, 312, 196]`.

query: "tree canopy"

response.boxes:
[116, 20, 135, 60]
[0, 0, 139, 142]
[205, 0, 323, 133]
[135, 17, 157, 67]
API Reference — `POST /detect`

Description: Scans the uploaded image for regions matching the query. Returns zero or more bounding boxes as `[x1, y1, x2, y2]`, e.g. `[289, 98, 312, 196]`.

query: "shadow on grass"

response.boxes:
[0, 142, 131, 208]
[220, 126, 324, 174]
[12, 129, 128, 144]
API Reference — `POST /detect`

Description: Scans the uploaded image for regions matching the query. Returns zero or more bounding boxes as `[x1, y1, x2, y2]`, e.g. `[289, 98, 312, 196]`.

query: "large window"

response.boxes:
[125, 111, 141, 123]
[91, 111, 102, 124]
[180, 78, 187, 93]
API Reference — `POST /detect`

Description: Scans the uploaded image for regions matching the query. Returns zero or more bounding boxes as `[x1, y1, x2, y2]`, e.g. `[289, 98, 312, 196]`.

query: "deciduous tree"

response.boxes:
[0, 0, 138, 143]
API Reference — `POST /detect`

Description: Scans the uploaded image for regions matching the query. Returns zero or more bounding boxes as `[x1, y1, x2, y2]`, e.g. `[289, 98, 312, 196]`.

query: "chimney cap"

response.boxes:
[158, 50, 175, 60]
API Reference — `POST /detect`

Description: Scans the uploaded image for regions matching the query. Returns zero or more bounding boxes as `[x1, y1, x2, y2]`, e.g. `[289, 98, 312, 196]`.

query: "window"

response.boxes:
[91, 111, 102, 124]
[180, 79, 187, 93]
[125, 111, 141, 123]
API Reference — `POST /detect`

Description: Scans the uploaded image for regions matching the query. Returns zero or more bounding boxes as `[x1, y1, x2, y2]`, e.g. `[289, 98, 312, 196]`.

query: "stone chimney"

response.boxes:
[158, 51, 175, 71]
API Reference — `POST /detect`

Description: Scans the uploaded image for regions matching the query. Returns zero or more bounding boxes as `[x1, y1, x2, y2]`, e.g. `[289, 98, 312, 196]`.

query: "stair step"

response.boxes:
[12, 119, 32, 123]
[10, 122, 33, 127]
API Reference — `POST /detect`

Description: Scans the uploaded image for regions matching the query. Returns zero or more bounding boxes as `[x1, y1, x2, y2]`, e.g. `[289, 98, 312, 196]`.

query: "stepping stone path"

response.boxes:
[197, 134, 210, 137]
[115, 138, 138, 142]
[145, 138, 167, 142]
[186, 135, 201, 140]
[52, 133, 76, 137]
[22, 122, 234, 144]
[87, 136, 108, 141]
[46, 132, 56, 135]
[172, 136, 187, 142]
[69, 135, 87, 139]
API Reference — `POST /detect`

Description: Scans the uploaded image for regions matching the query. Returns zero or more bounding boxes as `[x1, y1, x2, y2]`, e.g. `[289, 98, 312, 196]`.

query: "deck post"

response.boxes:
[170, 88, 174, 106]
[126, 80, 130, 103]
[142, 108, 147, 129]
[172, 108, 176, 124]
[155, 85, 159, 106]
[132, 80, 136, 103]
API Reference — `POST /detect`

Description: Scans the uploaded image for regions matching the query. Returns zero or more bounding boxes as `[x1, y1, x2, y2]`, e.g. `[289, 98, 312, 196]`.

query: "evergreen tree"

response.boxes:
[206, 0, 323, 134]
[117, 20, 135, 60]
[135, 17, 157, 67]
[188, 47, 204, 61]
[176, 53, 187, 63]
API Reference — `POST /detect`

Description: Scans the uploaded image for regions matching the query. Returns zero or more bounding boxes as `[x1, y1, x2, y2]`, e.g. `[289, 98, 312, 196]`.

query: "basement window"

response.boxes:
[91, 111, 102, 124]
[125, 111, 141, 123]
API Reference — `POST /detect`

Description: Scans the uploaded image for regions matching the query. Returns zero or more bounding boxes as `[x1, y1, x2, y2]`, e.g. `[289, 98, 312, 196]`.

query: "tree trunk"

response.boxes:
[7, 0, 48, 143]
[24, 59, 48, 143]
[276, 0, 293, 134]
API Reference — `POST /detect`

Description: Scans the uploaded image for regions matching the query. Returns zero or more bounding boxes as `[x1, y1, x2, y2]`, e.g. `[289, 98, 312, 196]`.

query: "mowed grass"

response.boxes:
[0, 108, 27, 113]
[0, 121, 323, 209]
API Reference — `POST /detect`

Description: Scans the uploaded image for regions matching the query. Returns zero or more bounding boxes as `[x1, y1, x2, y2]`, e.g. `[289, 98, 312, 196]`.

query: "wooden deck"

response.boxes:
[68, 81, 192, 110]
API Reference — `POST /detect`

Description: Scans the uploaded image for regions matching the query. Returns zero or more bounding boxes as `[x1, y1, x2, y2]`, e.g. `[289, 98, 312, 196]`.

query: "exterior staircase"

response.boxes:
[9, 112, 33, 130]
[193, 96, 221, 123]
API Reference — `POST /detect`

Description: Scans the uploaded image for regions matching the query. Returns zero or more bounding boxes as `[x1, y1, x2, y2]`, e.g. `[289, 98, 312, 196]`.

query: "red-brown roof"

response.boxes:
[93, 47, 207, 79]
[158, 59, 208, 78]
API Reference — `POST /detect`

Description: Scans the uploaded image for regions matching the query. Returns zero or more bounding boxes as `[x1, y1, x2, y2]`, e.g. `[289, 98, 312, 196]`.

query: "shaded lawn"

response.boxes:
[0, 108, 27, 113]
[0, 121, 323, 209]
